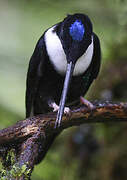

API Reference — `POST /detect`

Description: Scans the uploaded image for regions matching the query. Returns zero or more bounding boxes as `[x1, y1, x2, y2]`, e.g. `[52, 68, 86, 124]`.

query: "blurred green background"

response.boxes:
[0, 0, 127, 179]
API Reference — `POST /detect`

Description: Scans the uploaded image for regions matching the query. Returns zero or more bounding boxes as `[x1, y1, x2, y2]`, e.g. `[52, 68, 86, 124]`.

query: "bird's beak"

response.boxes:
[55, 61, 75, 128]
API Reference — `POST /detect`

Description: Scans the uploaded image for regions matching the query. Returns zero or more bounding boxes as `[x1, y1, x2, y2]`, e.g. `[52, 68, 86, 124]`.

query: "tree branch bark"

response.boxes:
[0, 101, 127, 179]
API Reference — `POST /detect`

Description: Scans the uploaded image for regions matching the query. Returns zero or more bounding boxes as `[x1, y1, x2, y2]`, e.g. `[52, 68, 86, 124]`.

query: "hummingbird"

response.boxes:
[26, 13, 101, 129]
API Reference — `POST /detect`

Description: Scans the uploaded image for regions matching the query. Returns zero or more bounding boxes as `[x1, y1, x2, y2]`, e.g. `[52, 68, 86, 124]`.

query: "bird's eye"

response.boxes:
[69, 20, 85, 41]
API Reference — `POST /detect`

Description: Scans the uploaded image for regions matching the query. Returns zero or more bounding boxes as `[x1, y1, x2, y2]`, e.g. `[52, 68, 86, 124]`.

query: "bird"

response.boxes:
[26, 13, 101, 129]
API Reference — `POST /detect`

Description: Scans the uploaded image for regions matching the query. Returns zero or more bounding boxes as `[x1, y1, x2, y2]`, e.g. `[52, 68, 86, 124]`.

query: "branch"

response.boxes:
[0, 101, 127, 179]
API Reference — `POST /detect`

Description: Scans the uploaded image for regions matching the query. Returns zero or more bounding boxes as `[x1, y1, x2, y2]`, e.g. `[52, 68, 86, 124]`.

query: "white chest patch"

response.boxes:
[45, 26, 94, 76]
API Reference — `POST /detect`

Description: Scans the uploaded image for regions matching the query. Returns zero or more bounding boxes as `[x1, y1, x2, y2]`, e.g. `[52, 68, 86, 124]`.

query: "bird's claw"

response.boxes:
[63, 107, 70, 114]
[54, 105, 70, 129]
[80, 96, 94, 109]
[52, 102, 70, 114]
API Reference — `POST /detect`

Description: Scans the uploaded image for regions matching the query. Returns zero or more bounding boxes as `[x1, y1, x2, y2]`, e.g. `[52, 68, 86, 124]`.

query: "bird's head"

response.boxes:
[57, 13, 93, 64]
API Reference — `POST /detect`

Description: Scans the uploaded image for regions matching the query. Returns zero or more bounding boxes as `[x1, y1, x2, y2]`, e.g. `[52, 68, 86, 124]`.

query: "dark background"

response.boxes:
[0, 0, 127, 179]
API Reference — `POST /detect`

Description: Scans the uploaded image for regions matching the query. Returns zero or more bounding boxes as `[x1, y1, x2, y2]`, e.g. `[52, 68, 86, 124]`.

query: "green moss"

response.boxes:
[0, 150, 31, 179]
[0, 163, 31, 179]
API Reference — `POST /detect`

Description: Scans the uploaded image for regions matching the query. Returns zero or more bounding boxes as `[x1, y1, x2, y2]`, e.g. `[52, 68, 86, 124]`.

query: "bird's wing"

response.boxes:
[81, 33, 101, 94]
[25, 36, 47, 118]
[91, 32, 101, 79]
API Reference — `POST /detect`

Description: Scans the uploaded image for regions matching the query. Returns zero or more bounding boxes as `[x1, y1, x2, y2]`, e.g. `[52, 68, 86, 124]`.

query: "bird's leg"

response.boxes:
[48, 101, 70, 114]
[80, 96, 94, 109]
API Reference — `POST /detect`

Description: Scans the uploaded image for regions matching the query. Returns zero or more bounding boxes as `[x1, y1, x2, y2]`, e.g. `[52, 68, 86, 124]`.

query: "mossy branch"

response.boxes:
[0, 101, 127, 179]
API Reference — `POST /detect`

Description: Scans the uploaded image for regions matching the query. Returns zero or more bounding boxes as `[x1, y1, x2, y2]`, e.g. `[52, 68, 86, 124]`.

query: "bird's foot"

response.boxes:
[49, 101, 70, 128]
[64, 107, 70, 114]
[52, 103, 59, 112]
[51, 102, 70, 114]
[80, 96, 94, 109]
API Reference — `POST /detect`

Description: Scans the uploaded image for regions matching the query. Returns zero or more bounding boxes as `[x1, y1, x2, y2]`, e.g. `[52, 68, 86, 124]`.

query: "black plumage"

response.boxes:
[25, 13, 101, 160]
